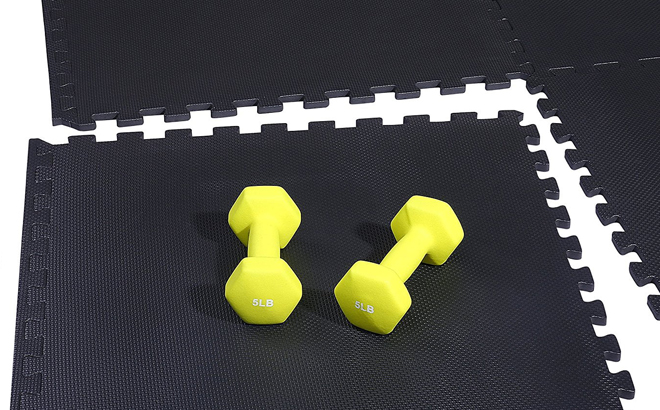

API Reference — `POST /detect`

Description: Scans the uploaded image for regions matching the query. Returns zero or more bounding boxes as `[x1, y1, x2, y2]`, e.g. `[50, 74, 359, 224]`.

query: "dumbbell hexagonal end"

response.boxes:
[334, 261, 412, 334]
[228, 186, 301, 247]
[391, 196, 464, 265]
[225, 257, 302, 325]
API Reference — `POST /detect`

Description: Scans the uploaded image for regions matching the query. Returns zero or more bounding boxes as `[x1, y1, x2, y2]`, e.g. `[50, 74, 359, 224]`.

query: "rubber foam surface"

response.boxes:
[530, 62, 660, 320]
[40, 0, 524, 130]
[12, 113, 633, 409]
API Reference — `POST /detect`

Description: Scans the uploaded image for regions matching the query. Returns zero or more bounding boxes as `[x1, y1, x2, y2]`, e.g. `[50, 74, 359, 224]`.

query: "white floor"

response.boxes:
[1, 2, 658, 408]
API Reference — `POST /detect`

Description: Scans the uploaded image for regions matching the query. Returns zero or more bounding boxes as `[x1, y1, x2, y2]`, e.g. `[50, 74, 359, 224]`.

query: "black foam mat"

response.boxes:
[492, 0, 660, 76]
[12, 113, 633, 409]
[529, 63, 660, 320]
[40, 0, 524, 130]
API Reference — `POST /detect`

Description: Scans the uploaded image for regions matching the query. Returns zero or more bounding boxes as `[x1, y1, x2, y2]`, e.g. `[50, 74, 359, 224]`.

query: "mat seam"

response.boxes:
[11, 141, 53, 410]
[489, 0, 660, 77]
[520, 114, 637, 403]
[488, 0, 534, 76]
[42, 0, 77, 129]
[527, 64, 660, 321]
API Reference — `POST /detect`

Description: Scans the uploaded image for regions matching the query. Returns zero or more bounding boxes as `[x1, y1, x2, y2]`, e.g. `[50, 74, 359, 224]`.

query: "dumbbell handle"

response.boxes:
[247, 218, 280, 258]
[380, 226, 433, 282]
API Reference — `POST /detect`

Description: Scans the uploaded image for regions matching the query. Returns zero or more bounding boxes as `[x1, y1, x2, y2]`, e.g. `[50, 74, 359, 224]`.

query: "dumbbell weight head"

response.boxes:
[228, 186, 301, 248]
[334, 261, 412, 334]
[226, 186, 303, 324]
[391, 196, 464, 265]
[335, 196, 463, 334]
[225, 257, 302, 324]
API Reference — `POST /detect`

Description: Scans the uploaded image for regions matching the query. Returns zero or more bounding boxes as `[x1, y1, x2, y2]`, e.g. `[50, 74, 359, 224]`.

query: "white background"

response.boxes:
[1, 2, 658, 409]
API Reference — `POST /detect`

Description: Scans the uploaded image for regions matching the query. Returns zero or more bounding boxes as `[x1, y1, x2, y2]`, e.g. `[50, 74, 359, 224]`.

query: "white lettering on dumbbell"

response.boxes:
[252, 299, 274, 307]
[354, 301, 374, 314]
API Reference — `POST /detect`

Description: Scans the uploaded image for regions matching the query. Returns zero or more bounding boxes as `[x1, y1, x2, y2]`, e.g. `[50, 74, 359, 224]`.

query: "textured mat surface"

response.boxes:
[40, 0, 524, 130]
[492, 0, 660, 76]
[12, 113, 633, 409]
[530, 63, 660, 320]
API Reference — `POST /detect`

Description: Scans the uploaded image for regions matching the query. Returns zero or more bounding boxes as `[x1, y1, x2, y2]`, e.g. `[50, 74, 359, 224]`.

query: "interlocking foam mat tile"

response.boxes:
[40, 0, 525, 130]
[528, 62, 660, 320]
[12, 113, 633, 409]
[491, 0, 660, 76]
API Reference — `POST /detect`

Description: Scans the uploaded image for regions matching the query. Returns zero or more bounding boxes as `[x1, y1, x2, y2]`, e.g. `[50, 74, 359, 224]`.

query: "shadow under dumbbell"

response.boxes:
[188, 284, 242, 323]
[298, 222, 397, 328]
[298, 287, 347, 326]
[354, 222, 396, 264]
[190, 210, 235, 244]
[188, 211, 244, 323]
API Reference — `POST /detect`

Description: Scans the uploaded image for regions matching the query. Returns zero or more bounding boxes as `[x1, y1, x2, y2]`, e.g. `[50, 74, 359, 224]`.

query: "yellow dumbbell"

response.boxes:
[334, 196, 464, 334]
[225, 186, 303, 325]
